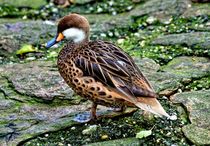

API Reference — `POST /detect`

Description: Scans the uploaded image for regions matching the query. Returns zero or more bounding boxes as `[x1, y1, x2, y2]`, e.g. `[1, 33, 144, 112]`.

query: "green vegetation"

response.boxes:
[0, 3, 60, 19]
[25, 100, 189, 146]
[185, 76, 210, 91]
[0, 0, 46, 9]
[0, 1, 209, 66]
[103, 15, 210, 65]
[0, 0, 138, 20]
[68, 0, 135, 15]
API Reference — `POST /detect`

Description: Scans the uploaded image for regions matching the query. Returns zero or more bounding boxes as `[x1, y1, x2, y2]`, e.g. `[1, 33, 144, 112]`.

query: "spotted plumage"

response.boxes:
[46, 13, 172, 120]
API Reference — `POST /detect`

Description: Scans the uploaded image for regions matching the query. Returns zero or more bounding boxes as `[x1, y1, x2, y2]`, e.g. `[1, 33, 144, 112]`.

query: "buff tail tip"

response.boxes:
[135, 102, 177, 121]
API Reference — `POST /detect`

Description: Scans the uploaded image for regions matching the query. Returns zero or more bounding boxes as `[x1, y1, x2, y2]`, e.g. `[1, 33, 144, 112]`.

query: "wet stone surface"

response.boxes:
[171, 90, 210, 145]
[0, 21, 56, 57]
[152, 32, 210, 50]
[0, 0, 47, 9]
[162, 56, 210, 79]
[1, 61, 73, 101]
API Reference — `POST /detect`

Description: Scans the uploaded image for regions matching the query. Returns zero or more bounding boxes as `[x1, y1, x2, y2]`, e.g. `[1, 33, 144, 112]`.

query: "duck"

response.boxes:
[46, 13, 172, 121]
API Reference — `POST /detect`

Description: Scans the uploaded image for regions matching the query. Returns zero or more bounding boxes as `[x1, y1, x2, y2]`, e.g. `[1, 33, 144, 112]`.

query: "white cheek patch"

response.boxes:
[63, 28, 85, 43]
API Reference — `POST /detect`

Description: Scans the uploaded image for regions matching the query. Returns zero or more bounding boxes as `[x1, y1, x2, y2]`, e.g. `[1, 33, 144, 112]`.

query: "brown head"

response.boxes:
[46, 13, 90, 48]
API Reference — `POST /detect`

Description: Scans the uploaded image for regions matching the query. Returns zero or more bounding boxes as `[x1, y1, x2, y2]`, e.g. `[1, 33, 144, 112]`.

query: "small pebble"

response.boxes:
[127, 6, 133, 10]
[146, 16, 157, 24]
[117, 38, 125, 44]
[178, 89, 182, 93]
[52, 8, 58, 13]
[101, 134, 109, 140]
[100, 33, 106, 37]
[162, 17, 173, 25]
[97, 7, 103, 13]
[108, 32, 113, 37]
[22, 15, 27, 19]
[108, 1, 114, 6]
[82, 125, 98, 135]
[134, 32, 140, 37]
[112, 11, 117, 15]
[58, 142, 64, 146]
[169, 115, 177, 120]
[71, 126, 76, 130]
[140, 40, 146, 47]
[26, 57, 36, 61]
[44, 20, 55, 26]
[166, 132, 171, 136]
[206, 21, 210, 26]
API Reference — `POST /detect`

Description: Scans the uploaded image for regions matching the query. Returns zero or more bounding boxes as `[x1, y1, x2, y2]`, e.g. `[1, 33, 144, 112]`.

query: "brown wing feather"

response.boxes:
[74, 40, 157, 98]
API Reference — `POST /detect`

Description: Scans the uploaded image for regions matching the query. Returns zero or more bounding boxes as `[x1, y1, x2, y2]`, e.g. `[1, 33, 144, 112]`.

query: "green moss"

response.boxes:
[24, 100, 190, 146]
[164, 15, 209, 33]
[67, 0, 135, 15]
[182, 125, 210, 145]
[0, 0, 46, 9]
[0, 0, 136, 20]
[0, 3, 60, 20]
[185, 76, 210, 91]
[103, 15, 210, 65]
[0, 4, 23, 18]
[2, 2, 208, 66]
[86, 137, 141, 146]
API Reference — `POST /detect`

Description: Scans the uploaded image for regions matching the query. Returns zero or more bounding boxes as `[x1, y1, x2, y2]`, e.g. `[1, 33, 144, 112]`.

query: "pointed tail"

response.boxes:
[134, 97, 174, 119]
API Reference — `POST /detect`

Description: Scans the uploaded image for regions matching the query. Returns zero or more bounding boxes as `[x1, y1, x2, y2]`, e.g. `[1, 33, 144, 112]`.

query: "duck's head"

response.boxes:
[46, 13, 90, 48]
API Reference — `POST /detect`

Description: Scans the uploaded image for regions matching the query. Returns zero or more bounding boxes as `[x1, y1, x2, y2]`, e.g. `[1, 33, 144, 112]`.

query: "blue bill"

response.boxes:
[46, 37, 57, 48]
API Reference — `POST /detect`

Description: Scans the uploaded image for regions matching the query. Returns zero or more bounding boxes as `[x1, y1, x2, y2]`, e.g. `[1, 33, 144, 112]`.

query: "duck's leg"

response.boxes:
[91, 102, 97, 120]
[119, 105, 126, 112]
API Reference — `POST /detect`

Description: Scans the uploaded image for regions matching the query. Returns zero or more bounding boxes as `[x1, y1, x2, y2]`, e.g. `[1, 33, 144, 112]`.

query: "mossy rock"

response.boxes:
[162, 56, 210, 78]
[0, 0, 47, 9]
[152, 32, 210, 50]
[85, 137, 140, 146]
[171, 90, 210, 145]
[0, 19, 55, 58]
[182, 124, 210, 145]
[183, 3, 210, 17]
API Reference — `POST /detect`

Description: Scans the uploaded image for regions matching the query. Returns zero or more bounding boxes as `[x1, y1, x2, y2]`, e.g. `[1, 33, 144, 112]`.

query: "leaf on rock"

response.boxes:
[136, 129, 152, 139]
[16, 44, 38, 55]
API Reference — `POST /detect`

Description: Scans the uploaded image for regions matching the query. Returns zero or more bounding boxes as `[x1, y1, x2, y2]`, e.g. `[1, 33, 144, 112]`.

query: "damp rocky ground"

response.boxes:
[0, 0, 210, 146]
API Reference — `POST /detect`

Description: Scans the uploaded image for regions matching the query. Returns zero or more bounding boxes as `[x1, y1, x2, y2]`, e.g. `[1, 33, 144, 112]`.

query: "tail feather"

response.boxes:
[134, 97, 171, 118]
